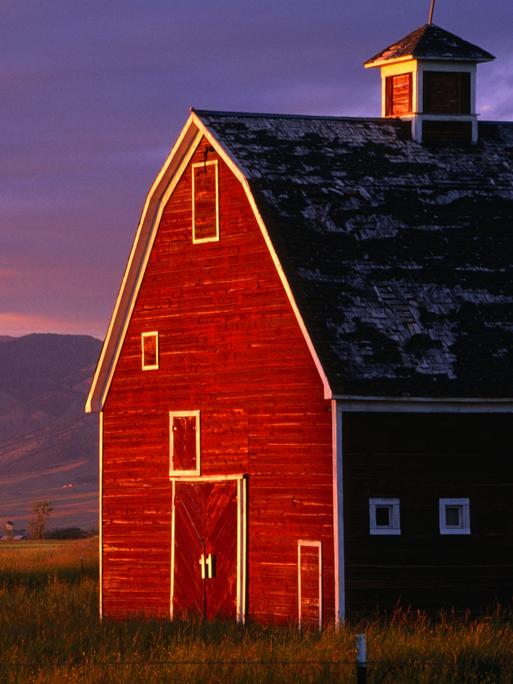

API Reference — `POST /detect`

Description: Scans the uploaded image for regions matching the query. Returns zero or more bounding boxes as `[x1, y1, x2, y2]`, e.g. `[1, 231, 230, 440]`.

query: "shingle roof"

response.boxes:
[365, 24, 495, 67]
[196, 110, 513, 398]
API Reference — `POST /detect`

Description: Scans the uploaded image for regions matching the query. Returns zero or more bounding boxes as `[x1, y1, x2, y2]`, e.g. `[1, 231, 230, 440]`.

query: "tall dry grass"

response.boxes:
[1, 539, 512, 683]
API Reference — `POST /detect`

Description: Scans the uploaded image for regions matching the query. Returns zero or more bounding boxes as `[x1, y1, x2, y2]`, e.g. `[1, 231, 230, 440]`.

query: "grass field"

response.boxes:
[1, 539, 513, 683]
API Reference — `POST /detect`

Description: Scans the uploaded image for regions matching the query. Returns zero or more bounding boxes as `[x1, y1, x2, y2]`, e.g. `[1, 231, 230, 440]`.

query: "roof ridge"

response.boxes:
[193, 108, 398, 123]
[194, 109, 513, 127]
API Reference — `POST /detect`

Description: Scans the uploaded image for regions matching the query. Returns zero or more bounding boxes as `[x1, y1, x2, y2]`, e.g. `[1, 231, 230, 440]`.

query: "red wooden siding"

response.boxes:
[385, 73, 412, 117]
[101, 137, 334, 624]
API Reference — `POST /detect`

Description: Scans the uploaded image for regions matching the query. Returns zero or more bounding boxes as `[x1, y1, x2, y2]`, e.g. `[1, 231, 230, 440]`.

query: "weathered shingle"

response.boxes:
[197, 110, 513, 398]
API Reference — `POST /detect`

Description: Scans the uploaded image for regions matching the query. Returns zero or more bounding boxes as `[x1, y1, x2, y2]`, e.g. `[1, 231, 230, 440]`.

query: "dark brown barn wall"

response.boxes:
[102, 137, 334, 623]
[343, 412, 513, 614]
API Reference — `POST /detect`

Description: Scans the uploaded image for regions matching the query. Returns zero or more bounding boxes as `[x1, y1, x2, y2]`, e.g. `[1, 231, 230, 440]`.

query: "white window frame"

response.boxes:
[439, 498, 471, 535]
[369, 498, 401, 535]
[192, 160, 219, 244]
[169, 410, 201, 477]
[141, 331, 159, 370]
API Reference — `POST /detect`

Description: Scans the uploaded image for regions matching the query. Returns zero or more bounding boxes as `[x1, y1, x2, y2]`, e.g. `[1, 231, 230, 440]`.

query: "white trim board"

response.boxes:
[98, 411, 104, 621]
[331, 399, 345, 625]
[337, 398, 513, 413]
[170, 475, 247, 623]
[86, 111, 332, 413]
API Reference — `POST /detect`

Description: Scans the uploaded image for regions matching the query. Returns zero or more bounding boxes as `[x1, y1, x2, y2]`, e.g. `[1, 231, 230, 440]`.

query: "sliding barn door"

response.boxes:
[172, 479, 242, 621]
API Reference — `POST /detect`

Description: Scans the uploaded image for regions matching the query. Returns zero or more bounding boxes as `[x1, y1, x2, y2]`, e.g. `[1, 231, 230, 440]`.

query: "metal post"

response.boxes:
[356, 633, 367, 684]
[428, 0, 436, 25]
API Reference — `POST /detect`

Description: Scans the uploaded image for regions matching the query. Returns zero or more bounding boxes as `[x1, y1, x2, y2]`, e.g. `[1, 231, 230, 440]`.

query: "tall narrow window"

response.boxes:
[141, 331, 159, 370]
[192, 160, 219, 243]
[439, 498, 471, 535]
[170, 411, 201, 476]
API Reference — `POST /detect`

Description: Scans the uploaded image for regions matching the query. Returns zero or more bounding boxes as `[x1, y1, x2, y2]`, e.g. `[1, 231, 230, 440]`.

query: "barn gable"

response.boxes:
[86, 112, 332, 413]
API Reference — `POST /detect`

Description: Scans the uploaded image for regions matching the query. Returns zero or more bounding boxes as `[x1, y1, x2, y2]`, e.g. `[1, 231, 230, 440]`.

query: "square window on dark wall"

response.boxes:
[439, 498, 470, 535]
[170, 411, 200, 476]
[192, 160, 219, 243]
[369, 498, 401, 535]
[141, 332, 159, 370]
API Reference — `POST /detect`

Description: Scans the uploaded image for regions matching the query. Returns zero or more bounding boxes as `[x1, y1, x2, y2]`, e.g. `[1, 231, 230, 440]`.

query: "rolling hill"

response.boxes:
[0, 334, 102, 532]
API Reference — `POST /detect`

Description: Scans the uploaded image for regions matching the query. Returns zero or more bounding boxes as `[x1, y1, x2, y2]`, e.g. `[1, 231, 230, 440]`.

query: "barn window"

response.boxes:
[439, 498, 470, 535]
[141, 331, 159, 370]
[192, 160, 219, 243]
[170, 411, 201, 476]
[385, 73, 413, 117]
[423, 71, 471, 115]
[369, 498, 401, 535]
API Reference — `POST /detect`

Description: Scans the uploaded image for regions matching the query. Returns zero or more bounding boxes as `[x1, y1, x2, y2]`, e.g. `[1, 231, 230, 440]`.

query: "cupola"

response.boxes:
[364, 22, 494, 144]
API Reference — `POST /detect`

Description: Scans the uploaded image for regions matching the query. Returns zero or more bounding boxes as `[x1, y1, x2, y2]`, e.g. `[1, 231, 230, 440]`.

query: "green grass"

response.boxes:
[1, 540, 513, 682]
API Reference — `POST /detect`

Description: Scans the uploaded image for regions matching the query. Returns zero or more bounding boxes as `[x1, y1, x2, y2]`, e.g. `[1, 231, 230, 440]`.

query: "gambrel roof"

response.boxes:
[86, 110, 513, 411]
[364, 23, 495, 67]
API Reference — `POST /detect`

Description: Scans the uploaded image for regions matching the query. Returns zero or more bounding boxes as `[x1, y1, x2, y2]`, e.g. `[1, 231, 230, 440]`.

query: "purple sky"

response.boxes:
[3, 0, 513, 339]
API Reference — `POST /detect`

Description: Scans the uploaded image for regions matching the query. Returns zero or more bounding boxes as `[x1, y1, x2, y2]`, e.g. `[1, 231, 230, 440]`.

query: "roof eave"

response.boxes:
[364, 55, 415, 69]
[365, 53, 495, 69]
[85, 112, 202, 414]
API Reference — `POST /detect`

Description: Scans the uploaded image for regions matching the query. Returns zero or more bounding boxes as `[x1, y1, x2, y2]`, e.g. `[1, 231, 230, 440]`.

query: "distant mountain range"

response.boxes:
[0, 334, 102, 532]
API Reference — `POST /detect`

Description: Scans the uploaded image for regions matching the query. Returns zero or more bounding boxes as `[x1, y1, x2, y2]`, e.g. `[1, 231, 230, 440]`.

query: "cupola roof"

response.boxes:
[365, 23, 495, 68]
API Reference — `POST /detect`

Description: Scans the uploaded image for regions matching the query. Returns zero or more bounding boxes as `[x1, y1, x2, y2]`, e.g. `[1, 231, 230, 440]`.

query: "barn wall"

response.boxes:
[343, 412, 513, 613]
[102, 137, 334, 623]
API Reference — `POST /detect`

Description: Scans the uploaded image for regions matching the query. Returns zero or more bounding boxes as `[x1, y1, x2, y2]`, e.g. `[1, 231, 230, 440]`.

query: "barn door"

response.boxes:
[172, 479, 245, 621]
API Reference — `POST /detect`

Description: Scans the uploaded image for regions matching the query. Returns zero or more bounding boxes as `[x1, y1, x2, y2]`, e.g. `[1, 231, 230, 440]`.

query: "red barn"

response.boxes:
[87, 22, 513, 624]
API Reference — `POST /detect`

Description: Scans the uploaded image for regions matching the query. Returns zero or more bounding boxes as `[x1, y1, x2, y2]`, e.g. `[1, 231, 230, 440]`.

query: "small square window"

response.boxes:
[369, 498, 401, 536]
[169, 411, 200, 476]
[141, 332, 159, 370]
[439, 498, 470, 535]
[192, 160, 219, 243]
